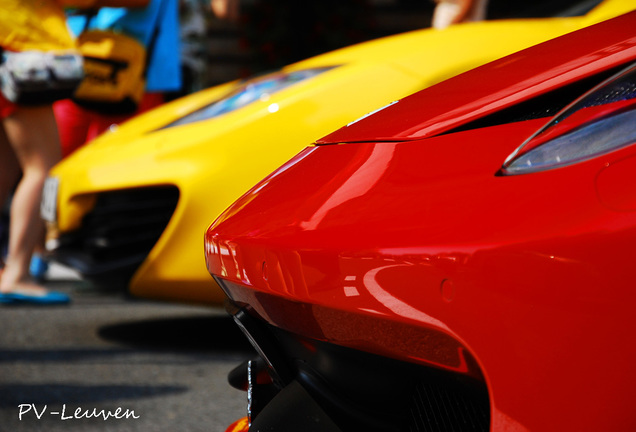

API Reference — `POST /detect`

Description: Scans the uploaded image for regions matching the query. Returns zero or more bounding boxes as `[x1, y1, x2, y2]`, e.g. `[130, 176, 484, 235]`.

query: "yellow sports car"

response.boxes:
[42, 0, 634, 305]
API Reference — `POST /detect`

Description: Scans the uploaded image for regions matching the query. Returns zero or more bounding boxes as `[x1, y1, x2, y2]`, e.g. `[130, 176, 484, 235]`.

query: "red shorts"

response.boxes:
[53, 92, 164, 158]
[0, 93, 17, 118]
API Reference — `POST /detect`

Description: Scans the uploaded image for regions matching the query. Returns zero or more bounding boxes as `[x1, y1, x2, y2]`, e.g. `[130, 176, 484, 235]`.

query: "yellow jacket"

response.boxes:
[0, 0, 76, 51]
[0, 0, 149, 52]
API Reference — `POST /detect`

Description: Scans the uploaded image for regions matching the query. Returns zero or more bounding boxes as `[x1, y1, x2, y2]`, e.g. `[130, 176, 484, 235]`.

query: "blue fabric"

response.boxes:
[29, 254, 49, 280]
[67, 0, 181, 92]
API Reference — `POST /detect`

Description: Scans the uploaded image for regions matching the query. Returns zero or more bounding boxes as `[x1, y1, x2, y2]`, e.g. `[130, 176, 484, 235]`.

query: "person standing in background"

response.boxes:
[0, 0, 79, 304]
[166, 0, 210, 101]
[54, 0, 182, 158]
[1, 0, 167, 303]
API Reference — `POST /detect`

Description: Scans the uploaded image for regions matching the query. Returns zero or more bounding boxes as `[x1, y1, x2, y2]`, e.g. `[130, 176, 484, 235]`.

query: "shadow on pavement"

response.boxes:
[0, 383, 187, 407]
[98, 315, 256, 354]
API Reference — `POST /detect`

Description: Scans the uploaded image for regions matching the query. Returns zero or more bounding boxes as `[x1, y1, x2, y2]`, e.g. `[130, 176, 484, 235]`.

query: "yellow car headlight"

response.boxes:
[162, 67, 338, 128]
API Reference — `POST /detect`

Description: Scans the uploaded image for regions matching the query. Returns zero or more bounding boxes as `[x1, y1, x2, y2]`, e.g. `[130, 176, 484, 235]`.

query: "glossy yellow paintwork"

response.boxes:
[47, 0, 635, 304]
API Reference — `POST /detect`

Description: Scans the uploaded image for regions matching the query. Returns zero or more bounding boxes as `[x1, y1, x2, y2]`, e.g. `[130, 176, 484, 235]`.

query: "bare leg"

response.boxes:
[0, 105, 61, 294]
[0, 124, 21, 207]
[0, 124, 21, 277]
[432, 0, 489, 29]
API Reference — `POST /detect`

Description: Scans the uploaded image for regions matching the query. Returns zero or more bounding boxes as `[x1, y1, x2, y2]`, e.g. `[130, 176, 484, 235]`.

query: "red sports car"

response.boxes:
[205, 11, 636, 432]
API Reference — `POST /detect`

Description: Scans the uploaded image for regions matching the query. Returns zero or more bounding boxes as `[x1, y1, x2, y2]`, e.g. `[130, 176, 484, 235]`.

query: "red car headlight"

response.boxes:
[501, 62, 636, 175]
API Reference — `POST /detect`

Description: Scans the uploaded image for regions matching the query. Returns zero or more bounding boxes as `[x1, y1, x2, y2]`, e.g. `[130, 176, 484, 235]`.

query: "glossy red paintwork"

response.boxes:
[205, 11, 636, 432]
[318, 12, 636, 144]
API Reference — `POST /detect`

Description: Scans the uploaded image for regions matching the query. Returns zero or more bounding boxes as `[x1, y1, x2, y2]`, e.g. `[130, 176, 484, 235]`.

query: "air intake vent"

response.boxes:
[82, 186, 179, 261]
[444, 65, 626, 135]
[55, 186, 179, 285]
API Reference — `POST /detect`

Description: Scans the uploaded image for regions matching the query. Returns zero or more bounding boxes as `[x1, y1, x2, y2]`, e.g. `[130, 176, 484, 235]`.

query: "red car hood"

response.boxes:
[206, 11, 636, 431]
[317, 11, 636, 144]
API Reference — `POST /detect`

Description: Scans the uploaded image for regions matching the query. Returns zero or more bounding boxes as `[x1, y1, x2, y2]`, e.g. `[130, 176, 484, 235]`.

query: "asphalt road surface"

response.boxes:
[0, 265, 254, 432]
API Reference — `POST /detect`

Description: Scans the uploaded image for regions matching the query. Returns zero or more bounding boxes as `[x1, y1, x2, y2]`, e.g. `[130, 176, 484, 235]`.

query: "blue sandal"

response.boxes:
[0, 290, 70, 305]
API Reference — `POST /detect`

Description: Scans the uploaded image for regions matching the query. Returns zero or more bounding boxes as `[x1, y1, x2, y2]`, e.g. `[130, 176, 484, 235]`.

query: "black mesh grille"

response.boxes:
[56, 186, 179, 283]
[409, 378, 490, 432]
[444, 64, 627, 135]
[253, 321, 492, 432]
[581, 77, 636, 107]
[82, 186, 179, 261]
